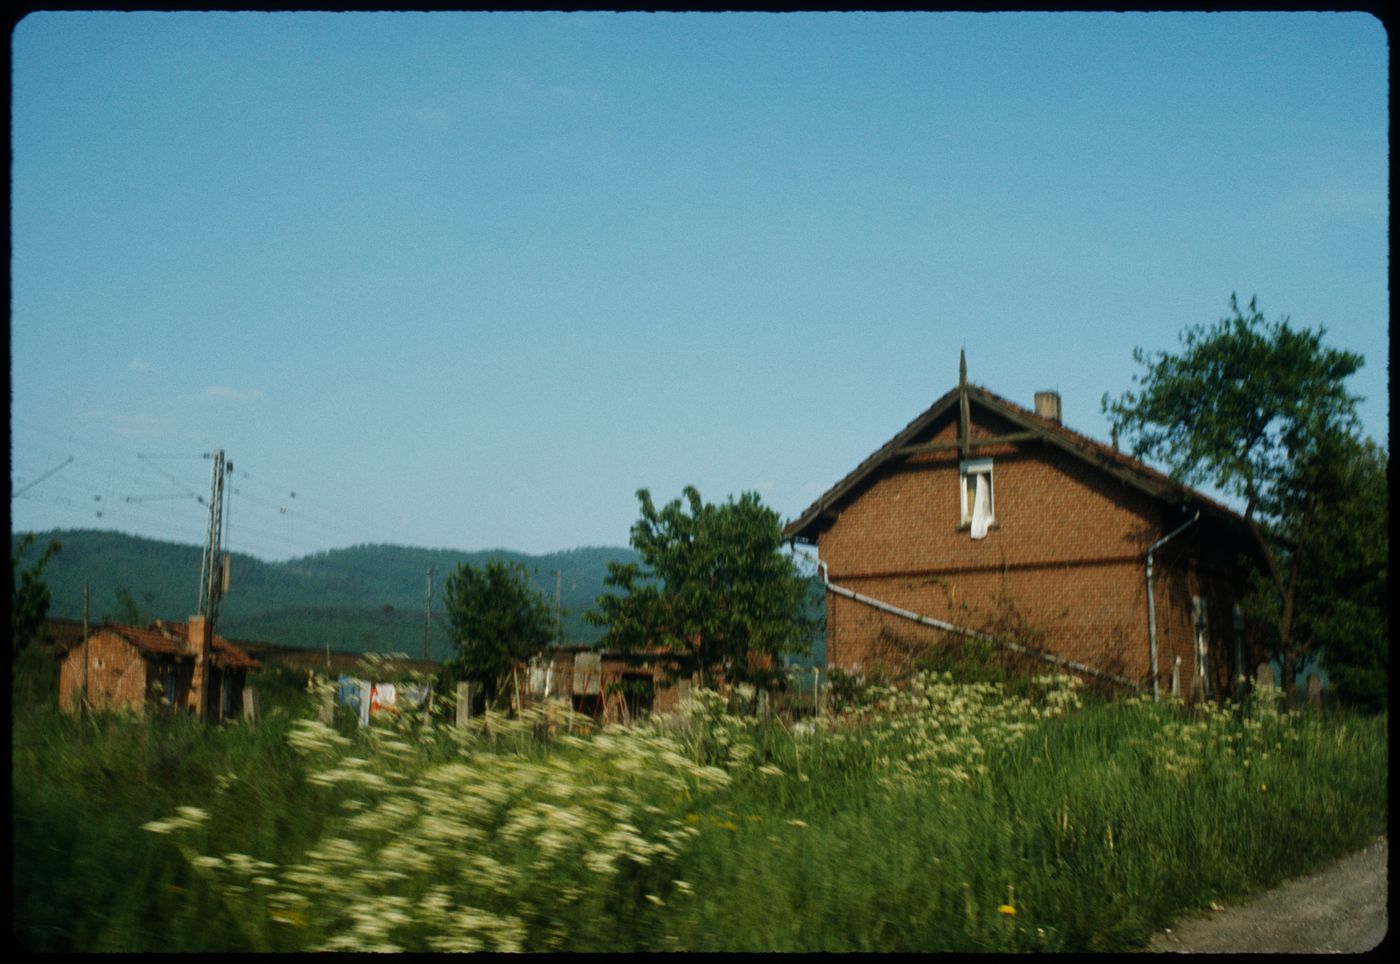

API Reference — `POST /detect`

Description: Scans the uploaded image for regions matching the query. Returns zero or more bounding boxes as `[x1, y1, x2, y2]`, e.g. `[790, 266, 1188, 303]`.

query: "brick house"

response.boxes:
[783, 358, 1265, 701]
[57, 616, 261, 721]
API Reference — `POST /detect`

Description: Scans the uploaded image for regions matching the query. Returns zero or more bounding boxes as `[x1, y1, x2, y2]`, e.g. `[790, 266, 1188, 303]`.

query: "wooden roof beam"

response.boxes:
[958, 349, 970, 460]
[897, 431, 1041, 456]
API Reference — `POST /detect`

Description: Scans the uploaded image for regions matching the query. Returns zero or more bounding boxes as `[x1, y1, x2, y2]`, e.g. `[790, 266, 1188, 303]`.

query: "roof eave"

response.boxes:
[783, 388, 962, 542]
[781, 383, 1249, 543]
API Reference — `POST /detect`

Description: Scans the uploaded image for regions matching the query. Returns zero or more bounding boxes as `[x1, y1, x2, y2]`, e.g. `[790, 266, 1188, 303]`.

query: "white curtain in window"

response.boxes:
[971, 472, 992, 539]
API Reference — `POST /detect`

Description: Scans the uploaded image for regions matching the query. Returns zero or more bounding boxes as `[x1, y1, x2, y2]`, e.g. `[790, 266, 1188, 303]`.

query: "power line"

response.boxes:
[11, 456, 73, 498]
[230, 468, 407, 547]
[137, 453, 207, 502]
[12, 427, 412, 561]
[10, 447, 207, 539]
[123, 493, 202, 504]
[10, 459, 208, 545]
[11, 440, 198, 507]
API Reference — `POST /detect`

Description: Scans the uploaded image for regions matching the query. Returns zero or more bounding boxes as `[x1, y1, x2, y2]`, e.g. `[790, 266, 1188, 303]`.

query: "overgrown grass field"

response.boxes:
[12, 647, 1387, 952]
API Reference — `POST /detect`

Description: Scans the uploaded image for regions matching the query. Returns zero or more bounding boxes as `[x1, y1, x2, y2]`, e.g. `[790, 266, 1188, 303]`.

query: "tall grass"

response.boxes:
[12, 652, 1387, 952]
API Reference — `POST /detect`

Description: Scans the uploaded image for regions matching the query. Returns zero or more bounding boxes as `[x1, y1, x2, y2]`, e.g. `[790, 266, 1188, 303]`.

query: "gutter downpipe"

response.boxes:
[1146, 511, 1200, 702]
[792, 546, 1139, 690]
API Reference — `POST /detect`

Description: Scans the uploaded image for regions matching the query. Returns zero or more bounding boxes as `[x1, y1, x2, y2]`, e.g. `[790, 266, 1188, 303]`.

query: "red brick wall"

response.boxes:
[59, 631, 150, 714]
[815, 407, 1246, 696]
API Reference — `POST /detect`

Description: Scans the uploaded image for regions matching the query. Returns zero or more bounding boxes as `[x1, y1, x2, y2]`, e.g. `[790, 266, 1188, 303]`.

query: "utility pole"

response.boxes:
[197, 450, 231, 631]
[554, 569, 562, 647]
[82, 583, 90, 719]
[423, 567, 433, 660]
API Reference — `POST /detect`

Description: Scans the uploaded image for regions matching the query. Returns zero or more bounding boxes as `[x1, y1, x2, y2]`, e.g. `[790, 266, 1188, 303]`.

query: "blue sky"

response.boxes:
[10, 11, 1389, 562]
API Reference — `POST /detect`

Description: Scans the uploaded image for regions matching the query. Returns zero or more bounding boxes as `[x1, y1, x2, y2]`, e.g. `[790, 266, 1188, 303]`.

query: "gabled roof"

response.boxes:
[110, 624, 189, 657]
[56, 620, 260, 671]
[153, 620, 262, 671]
[783, 381, 1245, 543]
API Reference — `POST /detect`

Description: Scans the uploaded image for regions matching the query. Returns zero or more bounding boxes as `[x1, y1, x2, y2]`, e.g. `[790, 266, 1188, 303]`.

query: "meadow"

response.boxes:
[11, 645, 1388, 952]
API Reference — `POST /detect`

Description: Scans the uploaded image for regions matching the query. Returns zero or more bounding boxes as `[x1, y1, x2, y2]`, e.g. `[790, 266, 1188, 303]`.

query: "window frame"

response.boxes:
[958, 457, 996, 530]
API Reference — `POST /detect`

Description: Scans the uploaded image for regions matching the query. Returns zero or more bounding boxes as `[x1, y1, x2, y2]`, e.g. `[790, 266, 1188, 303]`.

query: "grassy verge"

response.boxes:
[12, 654, 1387, 952]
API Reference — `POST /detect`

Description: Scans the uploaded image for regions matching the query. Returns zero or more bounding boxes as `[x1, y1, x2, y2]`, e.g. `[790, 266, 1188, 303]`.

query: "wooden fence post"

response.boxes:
[456, 681, 474, 728]
[1256, 662, 1274, 691]
[1306, 672, 1323, 711]
[318, 682, 334, 724]
[242, 686, 260, 723]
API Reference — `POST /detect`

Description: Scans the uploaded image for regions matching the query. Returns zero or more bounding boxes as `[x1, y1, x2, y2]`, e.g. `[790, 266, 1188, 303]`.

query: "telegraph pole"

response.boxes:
[423, 567, 433, 660]
[554, 569, 562, 646]
[197, 450, 231, 631]
[82, 583, 90, 719]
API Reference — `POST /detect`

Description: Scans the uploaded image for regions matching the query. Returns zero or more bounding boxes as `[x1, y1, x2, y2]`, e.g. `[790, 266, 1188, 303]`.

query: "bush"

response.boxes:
[13, 666, 1387, 952]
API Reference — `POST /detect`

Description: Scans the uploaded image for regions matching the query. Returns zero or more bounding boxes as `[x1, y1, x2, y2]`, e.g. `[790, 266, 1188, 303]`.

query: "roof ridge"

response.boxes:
[784, 381, 1242, 541]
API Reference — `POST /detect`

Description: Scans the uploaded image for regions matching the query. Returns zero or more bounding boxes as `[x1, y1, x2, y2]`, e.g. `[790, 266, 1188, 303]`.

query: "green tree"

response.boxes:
[1103, 294, 1368, 696]
[106, 586, 149, 625]
[442, 560, 553, 706]
[588, 487, 816, 689]
[12, 533, 61, 660]
[1304, 437, 1388, 710]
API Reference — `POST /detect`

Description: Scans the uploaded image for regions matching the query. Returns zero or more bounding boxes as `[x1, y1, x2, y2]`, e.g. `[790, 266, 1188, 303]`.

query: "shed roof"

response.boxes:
[783, 381, 1246, 543]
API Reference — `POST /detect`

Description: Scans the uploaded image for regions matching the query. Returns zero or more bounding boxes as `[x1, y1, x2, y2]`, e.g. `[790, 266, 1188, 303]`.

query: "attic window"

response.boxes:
[959, 458, 995, 538]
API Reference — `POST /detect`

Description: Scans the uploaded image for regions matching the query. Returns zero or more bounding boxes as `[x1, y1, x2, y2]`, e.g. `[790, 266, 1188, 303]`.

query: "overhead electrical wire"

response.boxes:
[12, 420, 414, 562]
[10, 455, 74, 499]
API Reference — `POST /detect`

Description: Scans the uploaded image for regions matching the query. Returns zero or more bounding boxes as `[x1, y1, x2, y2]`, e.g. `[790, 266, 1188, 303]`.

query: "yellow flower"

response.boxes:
[1261, 783, 1268, 793]
[999, 904, 1016, 917]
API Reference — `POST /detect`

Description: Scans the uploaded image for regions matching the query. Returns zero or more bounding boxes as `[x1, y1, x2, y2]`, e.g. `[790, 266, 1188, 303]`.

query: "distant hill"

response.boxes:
[11, 529, 639, 660]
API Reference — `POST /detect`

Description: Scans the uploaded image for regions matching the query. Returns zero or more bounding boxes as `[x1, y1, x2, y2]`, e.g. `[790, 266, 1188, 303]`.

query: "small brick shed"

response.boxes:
[783, 359, 1266, 700]
[57, 616, 261, 722]
[520, 645, 693, 723]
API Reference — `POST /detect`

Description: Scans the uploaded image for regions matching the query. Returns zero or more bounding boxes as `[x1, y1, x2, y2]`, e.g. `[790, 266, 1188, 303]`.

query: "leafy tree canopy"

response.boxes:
[1103, 294, 1363, 523]
[442, 559, 553, 703]
[12, 533, 61, 660]
[1103, 295, 1378, 698]
[588, 486, 817, 689]
[1303, 437, 1388, 710]
[106, 586, 153, 626]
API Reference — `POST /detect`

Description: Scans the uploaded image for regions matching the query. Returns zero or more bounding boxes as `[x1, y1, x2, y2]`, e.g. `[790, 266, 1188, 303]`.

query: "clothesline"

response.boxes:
[336, 674, 433, 727]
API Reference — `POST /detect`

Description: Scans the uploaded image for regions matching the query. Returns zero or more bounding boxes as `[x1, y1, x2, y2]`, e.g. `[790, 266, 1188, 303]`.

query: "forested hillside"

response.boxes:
[12, 529, 637, 659]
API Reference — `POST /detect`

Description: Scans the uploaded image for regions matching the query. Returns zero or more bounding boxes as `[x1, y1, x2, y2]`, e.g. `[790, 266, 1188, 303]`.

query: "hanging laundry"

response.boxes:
[970, 472, 992, 540]
[337, 675, 364, 711]
[370, 682, 398, 717]
[398, 682, 433, 710]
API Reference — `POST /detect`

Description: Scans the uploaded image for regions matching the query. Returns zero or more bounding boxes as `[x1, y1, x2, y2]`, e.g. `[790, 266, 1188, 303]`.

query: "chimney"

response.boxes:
[1034, 391, 1062, 424]
[186, 614, 212, 657]
[186, 614, 214, 719]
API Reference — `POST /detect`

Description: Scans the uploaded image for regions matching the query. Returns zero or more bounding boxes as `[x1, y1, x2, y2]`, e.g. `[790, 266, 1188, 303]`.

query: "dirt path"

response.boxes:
[1147, 835, 1388, 953]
